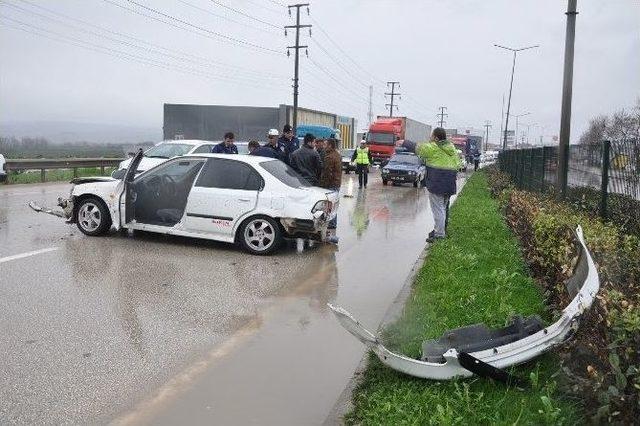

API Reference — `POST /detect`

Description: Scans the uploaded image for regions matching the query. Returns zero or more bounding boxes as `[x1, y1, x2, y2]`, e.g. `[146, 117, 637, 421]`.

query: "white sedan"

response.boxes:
[32, 152, 338, 255]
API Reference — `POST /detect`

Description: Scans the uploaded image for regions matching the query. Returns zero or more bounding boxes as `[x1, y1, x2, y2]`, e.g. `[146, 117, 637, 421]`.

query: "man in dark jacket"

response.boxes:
[290, 133, 321, 186]
[320, 138, 342, 243]
[212, 132, 238, 154]
[278, 124, 300, 165]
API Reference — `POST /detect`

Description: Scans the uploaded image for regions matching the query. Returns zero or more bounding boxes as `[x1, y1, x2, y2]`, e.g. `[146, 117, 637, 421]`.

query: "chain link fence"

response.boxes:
[498, 140, 640, 236]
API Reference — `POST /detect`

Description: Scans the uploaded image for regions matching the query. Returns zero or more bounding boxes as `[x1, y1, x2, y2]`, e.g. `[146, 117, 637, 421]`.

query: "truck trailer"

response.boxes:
[366, 116, 431, 163]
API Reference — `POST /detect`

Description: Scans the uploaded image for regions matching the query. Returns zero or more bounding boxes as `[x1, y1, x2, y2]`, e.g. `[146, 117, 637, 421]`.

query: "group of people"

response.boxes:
[211, 124, 341, 243]
[210, 124, 461, 246]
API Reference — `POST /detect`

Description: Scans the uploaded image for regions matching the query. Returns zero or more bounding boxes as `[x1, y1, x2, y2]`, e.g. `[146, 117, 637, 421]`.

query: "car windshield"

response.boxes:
[341, 149, 354, 158]
[260, 160, 311, 188]
[388, 155, 421, 165]
[367, 132, 396, 145]
[145, 143, 193, 159]
[236, 143, 249, 155]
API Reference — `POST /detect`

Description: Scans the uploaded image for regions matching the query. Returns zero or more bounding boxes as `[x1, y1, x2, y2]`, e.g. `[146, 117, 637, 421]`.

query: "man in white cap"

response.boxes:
[250, 129, 285, 160]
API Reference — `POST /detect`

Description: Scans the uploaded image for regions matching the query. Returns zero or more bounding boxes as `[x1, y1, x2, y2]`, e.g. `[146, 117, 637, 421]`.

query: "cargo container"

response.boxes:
[366, 116, 431, 163]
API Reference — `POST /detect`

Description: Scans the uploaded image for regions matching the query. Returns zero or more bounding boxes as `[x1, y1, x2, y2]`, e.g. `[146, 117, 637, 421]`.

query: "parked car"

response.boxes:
[341, 149, 356, 173]
[111, 140, 217, 179]
[0, 154, 6, 182]
[31, 152, 339, 255]
[380, 153, 426, 187]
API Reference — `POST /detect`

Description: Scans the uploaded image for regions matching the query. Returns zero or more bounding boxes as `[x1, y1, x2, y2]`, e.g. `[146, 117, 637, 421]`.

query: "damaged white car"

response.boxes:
[329, 226, 599, 384]
[30, 151, 338, 255]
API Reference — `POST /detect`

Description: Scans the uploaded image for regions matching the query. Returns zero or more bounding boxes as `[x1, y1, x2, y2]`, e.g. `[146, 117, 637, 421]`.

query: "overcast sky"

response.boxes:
[1, 0, 638, 144]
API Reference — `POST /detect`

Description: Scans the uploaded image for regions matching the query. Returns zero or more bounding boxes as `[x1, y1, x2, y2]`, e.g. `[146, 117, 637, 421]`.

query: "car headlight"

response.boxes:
[382, 168, 389, 174]
[408, 171, 415, 175]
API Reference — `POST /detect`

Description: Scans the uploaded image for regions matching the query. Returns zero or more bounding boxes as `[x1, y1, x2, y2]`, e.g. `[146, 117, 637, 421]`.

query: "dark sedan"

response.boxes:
[341, 149, 356, 173]
[381, 153, 426, 187]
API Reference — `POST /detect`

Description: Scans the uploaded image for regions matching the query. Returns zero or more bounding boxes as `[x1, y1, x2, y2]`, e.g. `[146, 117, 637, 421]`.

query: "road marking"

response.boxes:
[0, 247, 59, 264]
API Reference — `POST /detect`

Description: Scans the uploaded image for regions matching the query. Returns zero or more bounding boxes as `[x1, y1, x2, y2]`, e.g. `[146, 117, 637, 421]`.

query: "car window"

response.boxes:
[145, 143, 193, 159]
[260, 159, 311, 188]
[195, 158, 263, 190]
[137, 158, 205, 183]
[192, 144, 213, 154]
[389, 155, 422, 165]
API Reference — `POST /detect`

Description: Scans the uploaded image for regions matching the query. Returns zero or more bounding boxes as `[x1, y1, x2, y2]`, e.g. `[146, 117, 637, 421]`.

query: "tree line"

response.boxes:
[579, 99, 640, 145]
[0, 136, 153, 159]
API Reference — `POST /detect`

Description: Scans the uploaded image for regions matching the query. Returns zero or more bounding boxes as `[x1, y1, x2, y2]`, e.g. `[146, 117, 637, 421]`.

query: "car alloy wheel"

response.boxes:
[244, 218, 276, 252]
[78, 202, 102, 233]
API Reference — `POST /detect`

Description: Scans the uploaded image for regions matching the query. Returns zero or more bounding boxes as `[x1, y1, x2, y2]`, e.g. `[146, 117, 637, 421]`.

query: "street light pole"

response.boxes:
[557, 0, 578, 198]
[494, 44, 539, 150]
[508, 112, 530, 149]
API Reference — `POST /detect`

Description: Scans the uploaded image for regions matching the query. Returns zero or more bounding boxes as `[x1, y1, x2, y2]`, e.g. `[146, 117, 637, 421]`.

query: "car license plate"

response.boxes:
[392, 176, 403, 181]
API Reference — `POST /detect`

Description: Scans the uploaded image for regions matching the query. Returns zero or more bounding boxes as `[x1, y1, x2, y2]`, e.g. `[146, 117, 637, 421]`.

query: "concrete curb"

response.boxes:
[323, 177, 468, 426]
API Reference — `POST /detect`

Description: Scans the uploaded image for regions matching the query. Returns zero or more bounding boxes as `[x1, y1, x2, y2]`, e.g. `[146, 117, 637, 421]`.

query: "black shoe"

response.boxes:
[426, 235, 445, 243]
[428, 230, 435, 238]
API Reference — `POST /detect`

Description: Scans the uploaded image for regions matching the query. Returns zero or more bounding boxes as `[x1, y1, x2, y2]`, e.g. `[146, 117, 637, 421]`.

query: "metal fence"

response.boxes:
[498, 140, 640, 236]
[4, 158, 122, 183]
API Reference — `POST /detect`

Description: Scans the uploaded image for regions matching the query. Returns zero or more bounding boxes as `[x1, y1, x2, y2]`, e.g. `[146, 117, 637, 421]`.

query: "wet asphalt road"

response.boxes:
[0, 172, 452, 425]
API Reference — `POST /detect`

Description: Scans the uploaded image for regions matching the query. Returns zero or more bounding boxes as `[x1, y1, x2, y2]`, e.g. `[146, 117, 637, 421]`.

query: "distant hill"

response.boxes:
[0, 120, 162, 144]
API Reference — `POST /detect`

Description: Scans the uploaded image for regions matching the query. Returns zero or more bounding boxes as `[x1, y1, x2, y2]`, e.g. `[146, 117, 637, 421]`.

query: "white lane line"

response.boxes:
[0, 247, 59, 264]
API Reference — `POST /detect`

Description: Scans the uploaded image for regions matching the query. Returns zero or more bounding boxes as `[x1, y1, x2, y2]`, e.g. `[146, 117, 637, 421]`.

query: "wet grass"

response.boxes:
[345, 171, 582, 425]
[7, 167, 116, 184]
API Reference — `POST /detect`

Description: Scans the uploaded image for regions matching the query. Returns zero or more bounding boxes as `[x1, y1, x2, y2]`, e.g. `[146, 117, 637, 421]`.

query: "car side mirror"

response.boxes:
[127, 152, 136, 157]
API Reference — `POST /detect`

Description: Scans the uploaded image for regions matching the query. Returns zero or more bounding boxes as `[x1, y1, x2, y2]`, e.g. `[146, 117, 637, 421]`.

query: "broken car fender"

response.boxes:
[328, 226, 600, 380]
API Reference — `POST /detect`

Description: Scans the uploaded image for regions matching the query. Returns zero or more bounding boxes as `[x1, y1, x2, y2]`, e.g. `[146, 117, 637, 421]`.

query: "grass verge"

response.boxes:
[345, 171, 582, 425]
[7, 167, 116, 184]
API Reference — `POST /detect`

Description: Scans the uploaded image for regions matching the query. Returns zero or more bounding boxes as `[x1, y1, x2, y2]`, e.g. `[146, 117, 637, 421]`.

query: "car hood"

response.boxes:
[119, 156, 168, 171]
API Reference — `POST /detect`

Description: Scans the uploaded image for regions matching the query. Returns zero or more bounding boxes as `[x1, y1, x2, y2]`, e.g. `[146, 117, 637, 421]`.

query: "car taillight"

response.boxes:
[312, 200, 332, 214]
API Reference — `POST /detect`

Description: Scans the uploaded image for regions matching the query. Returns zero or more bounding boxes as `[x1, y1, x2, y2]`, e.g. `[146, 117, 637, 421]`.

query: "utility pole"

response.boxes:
[367, 85, 373, 126]
[557, 0, 578, 199]
[437, 106, 448, 128]
[483, 121, 492, 152]
[285, 4, 311, 132]
[385, 81, 400, 117]
[494, 43, 539, 150]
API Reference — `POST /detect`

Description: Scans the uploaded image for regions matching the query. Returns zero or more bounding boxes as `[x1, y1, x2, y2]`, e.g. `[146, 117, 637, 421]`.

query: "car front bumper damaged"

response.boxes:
[329, 226, 599, 381]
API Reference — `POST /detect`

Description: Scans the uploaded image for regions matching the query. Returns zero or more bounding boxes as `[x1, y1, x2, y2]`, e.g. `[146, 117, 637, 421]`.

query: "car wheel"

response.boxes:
[382, 179, 388, 185]
[238, 216, 282, 255]
[75, 197, 111, 236]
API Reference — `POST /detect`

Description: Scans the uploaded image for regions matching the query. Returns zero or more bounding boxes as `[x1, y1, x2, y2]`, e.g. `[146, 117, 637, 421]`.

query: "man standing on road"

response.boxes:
[290, 133, 321, 186]
[212, 132, 238, 154]
[351, 139, 372, 189]
[320, 138, 342, 243]
[278, 124, 300, 165]
[417, 127, 459, 243]
[315, 138, 326, 167]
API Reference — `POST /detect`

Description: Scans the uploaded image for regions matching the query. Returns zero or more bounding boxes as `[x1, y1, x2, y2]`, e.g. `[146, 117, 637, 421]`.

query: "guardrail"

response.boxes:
[4, 158, 123, 183]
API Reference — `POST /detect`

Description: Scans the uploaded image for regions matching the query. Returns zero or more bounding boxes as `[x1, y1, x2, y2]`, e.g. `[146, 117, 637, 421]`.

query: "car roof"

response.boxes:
[158, 139, 212, 146]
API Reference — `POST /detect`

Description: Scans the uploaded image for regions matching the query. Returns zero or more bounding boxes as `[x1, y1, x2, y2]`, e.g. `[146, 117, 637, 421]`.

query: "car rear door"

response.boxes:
[184, 158, 263, 238]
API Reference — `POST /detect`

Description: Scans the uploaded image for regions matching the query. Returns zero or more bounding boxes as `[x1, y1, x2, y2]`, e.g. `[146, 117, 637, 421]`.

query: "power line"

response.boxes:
[205, 0, 282, 30]
[284, 3, 311, 130]
[102, 0, 282, 55]
[176, 0, 281, 34]
[5, 0, 286, 80]
[0, 15, 286, 91]
[307, 56, 369, 103]
[437, 106, 448, 127]
[309, 38, 369, 89]
[385, 81, 400, 117]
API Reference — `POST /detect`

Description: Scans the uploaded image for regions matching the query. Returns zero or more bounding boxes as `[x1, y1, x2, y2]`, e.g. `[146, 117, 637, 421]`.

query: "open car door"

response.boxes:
[120, 149, 144, 227]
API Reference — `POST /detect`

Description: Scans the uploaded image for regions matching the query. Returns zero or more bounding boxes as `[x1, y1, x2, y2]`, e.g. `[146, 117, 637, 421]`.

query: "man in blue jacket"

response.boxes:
[212, 132, 238, 154]
[278, 124, 300, 165]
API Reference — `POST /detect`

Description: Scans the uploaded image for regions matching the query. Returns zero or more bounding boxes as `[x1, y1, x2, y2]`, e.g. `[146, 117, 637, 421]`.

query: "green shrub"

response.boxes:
[486, 166, 640, 423]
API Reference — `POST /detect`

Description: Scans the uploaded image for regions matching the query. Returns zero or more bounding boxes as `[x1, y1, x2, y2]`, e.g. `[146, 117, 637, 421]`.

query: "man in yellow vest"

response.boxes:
[417, 128, 459, 242]
[350, 139, 373, 189]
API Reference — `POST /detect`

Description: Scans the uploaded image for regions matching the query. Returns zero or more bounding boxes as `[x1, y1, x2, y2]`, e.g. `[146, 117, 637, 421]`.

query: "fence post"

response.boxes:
[540, 147, 547, 192]
[40, 169, 45, 183]
[73, 167, 78, 178]
[600, 140, 611, 221]
[528, 149, 534, 190]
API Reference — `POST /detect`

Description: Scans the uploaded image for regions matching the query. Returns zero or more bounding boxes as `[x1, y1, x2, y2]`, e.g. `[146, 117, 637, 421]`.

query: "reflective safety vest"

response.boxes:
[355, 147, 370, 165]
